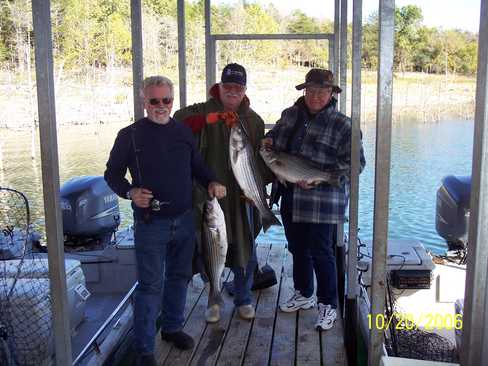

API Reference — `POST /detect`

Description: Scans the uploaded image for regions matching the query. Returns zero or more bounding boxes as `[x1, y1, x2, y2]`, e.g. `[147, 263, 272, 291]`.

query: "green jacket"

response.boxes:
[173, 84, 273, 268]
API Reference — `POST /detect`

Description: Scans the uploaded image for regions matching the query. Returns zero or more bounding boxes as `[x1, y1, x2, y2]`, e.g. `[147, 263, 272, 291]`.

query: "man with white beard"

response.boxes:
[104, 76, 226, 366]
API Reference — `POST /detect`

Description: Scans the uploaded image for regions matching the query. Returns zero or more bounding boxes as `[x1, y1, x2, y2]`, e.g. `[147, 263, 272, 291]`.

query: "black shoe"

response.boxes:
[160, 330, 194, 350]
[135, 353, 157, 366]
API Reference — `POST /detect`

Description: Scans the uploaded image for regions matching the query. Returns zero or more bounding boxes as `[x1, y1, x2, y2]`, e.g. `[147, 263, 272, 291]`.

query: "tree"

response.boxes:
[395, 5, 423, 72]
[362, 12, 378, 69]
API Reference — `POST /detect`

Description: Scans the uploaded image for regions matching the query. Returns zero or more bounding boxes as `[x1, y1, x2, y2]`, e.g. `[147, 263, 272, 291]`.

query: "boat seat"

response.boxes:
[442, 175, 471, 209]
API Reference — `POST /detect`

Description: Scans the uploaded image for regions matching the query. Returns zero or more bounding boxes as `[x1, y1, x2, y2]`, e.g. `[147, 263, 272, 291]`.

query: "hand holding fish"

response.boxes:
[128, 187, 153, 208]
[261, 137, 273, 151]
[296, 180, 315, 190]
[208, 181, 227, 199]
[206, 112, 239, 128]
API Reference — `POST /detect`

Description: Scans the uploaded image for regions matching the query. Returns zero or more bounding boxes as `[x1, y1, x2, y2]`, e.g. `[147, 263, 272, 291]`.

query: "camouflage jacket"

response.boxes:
[173, 84, 273, 268]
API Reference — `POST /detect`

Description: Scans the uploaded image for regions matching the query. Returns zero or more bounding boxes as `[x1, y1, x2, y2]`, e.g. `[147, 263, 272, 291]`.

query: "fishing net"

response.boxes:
[384, 278, 459, 363]
[389, 325, 459, 362]
[0, 187, 53, 366]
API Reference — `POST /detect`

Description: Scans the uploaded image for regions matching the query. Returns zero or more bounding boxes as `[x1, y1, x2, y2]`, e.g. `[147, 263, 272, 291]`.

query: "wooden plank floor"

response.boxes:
[154, 243, 346, 366]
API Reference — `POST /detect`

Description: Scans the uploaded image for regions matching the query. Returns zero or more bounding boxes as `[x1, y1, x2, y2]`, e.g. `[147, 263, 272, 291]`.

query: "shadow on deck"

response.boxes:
[153, 242, 347, 366]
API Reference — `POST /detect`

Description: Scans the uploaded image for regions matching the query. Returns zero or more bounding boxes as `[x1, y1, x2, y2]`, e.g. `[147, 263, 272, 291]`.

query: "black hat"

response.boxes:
[295, 68, 342, 93]
[221, 63, 247, 86]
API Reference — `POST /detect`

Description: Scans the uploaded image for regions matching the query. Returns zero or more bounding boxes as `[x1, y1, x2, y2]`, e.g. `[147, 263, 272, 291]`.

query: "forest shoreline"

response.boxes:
[0, 66, 476, 130]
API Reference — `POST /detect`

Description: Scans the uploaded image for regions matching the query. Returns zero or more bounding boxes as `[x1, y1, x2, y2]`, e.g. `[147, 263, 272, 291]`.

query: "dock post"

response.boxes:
[461, 0, 488, 364]
[130, 0, 144, 121]
[31, 0, 72, 364]
[368, 1, 395, 365]
[177, 0, 187, 108]
[345, 0, 363, 364]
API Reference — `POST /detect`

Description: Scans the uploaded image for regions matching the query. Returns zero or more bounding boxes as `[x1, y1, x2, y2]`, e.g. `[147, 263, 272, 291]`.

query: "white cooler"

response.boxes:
[1, 258, 90, 330]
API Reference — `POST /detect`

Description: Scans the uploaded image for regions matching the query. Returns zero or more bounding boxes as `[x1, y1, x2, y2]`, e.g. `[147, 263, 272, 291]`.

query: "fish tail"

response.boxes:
[261, 212, 282, 232]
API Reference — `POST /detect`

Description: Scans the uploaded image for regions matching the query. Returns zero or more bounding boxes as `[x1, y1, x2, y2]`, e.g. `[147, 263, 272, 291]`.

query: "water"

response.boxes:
[358, 120, 473, 253]
[0, 120, 473, 254]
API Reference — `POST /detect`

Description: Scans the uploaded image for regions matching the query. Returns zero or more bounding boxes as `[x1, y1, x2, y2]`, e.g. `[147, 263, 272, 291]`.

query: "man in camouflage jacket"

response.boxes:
[174, 63, 272, 323]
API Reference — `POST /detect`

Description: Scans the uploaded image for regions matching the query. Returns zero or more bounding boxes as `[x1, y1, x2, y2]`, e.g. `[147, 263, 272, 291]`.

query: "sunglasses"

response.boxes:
[148, 97, 173, 105]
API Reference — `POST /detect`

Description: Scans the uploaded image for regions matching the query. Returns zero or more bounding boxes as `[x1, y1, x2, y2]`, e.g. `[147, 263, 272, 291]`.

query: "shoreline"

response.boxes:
[0, 67, 476, 129]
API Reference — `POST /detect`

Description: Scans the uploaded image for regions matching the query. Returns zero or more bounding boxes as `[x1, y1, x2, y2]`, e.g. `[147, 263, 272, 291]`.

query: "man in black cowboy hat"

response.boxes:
[262, 68, 366, 331]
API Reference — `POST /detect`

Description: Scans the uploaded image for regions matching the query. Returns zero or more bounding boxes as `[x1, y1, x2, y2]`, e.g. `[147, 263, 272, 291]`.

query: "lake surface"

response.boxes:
[0, 119, 473, 254]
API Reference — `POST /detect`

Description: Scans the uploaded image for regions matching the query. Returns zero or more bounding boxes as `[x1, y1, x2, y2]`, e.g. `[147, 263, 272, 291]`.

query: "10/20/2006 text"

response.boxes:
[368, 312, 463, 331]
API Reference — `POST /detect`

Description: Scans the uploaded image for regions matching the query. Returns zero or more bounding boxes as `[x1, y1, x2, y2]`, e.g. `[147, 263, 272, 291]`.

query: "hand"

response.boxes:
[296, 180, 315, 190]
[208, 182, 227, 199]
[261, 137, 273, 151]
[206, 112, 238, 128]
[129, 187, 153, 208]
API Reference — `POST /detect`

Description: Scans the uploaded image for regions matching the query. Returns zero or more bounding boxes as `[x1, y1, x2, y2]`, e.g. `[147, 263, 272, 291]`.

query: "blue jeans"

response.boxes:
[231, 203, 257, 307]
[232, 241, 257, 306]
[280, 209, 338, 308]
[133, 210, 195, 354]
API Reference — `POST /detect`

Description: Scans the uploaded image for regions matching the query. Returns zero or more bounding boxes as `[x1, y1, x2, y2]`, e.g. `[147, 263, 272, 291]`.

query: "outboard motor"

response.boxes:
[60, 176, 120, 247]
[435, 175, 471, 251]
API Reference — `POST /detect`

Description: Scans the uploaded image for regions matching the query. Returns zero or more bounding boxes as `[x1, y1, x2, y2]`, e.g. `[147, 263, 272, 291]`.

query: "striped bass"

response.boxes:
[202, 197, 227, 308]
[259, 147, 347, 187]
[229, 122, 281, 232]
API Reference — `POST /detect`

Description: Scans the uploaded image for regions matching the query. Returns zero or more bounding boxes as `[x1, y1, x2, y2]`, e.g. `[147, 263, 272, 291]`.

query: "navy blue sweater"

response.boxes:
[104, 117, 216, 219]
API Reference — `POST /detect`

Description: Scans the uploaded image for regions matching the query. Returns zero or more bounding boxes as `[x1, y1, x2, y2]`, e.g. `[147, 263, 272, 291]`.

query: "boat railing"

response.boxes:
[72, 282, 137, 365]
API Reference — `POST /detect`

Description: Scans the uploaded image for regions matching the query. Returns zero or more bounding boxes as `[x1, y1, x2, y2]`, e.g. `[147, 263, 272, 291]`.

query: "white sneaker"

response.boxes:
[279, 290, 315, 313]
[205, 304, 220, 323]
[315, 303, 337, 331]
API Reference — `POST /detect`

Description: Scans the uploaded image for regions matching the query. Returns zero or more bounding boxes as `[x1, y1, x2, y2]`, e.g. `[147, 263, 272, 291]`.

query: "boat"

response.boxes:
[0, 176, 137, 365]
[356, 175, 471, 363]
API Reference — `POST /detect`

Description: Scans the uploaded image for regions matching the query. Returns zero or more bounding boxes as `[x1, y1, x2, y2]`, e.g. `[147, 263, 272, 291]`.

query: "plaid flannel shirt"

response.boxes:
[266, 97, 366, 224]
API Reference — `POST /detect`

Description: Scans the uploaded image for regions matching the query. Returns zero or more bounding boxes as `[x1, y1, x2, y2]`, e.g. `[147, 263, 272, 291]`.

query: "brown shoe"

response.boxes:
[237, 304, 255, 320]
[205, 304, 221, 323]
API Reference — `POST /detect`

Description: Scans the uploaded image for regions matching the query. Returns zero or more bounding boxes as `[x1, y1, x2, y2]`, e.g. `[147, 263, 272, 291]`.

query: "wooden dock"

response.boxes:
[153, 243, 347, 366]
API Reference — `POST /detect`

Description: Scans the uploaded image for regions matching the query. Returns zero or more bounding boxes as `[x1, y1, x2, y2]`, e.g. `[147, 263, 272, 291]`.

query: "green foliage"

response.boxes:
[0, 1, 14, 63]
[286, 10, 320, 33]
[145, 0, 177, 18]
[0, 1, 480, 76]
[361, 5, 478, 75]
[395, 5, 423, 71]
[284, 11, 329, 68]
[54, 0, 131, 72]
[362, 20, 378, 70]
[0, 0, 33, 68]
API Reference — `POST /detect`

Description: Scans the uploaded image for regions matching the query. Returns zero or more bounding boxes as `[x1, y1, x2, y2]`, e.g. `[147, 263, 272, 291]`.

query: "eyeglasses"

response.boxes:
[305, 87, 333, 97]
[221, 83, 245, 93]
[148, 97, 173, 105]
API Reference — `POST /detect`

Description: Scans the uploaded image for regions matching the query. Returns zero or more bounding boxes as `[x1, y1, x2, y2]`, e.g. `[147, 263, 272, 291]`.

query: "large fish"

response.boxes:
[202, 197, 228, 307]
[259, 147, 347, 187]
[229, 122, 281, 232]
